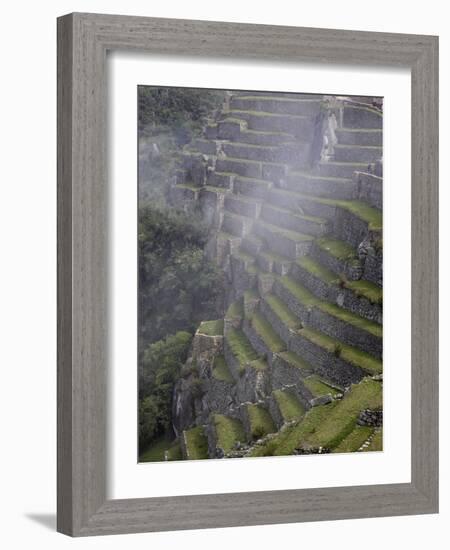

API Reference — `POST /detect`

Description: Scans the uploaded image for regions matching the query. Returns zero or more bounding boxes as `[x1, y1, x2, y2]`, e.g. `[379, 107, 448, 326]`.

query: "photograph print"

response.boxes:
[138, 87, 383, 462]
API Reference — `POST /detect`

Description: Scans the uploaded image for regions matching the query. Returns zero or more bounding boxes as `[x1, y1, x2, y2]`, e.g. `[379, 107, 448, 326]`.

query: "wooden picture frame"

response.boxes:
[57, 12, 439, 536]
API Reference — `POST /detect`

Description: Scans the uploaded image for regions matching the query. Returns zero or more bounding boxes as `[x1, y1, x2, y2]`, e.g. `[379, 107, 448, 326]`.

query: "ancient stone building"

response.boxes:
[169, 91, 383, 459]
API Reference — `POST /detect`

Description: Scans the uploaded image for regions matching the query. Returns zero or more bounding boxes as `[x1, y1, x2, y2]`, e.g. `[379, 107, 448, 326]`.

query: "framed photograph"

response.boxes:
[57, 13, 438, 536]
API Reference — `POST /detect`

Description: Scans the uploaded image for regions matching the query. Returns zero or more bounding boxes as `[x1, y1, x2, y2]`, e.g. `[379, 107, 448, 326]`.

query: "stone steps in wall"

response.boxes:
[279, 193, 382, 247]
[285, 171, 357, 200]
[243, 403, 277, 440]
[223, 140, 310, 164]
[334, 144, 382, 164]
[256, 250, 293, 276]
[272, 269, 382, 356]
[260, 293, 303, 345]
[208, 413, 247, 457]
[227, 109, 315, 136]
[233, 176, 274, 199]
[191, 138, 219, 156]
[216, 117, 248, 140]
[182, 426, 209, 460]
[230, 95, 322, 116]
[316, 160, 370, 179]
[342, 104, 383, 130]
[224, 193, 263, 219]
[353, 171, 383, 210]
[241, 234, 265, 256]
[222, 211, 255, 238]
[243, 311, 287, 359]
[292, 326, 382, 385]
[207, 171, 236, 189]
[260, 203, 330, 237]
[291, 255, 382, 323]
[216, 157, 288, 183]
[310, 237, 361, 279]
[253, 220, 314, 260]
[238, 128, 297, 147]
[270, 388, 306, 427]
[335, 127, 382, 146]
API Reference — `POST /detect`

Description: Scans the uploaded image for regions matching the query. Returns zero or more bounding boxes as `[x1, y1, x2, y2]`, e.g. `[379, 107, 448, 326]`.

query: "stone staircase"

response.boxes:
[171, 91, 383, 459]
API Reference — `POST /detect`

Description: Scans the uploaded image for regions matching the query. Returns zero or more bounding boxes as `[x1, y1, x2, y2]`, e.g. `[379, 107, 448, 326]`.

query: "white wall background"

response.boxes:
[0, 1, 447, 548]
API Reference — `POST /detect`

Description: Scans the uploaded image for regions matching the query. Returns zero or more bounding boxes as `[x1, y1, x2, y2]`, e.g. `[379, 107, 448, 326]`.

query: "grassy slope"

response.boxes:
[184, 426, 209, 459]
[274, 390, 305, 421]
[214, 414, 247, 452]
[250, 378, 381, 456]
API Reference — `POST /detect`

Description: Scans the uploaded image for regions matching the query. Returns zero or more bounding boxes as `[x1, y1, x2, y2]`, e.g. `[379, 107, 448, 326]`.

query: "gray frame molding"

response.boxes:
[57, 12, 438, 537]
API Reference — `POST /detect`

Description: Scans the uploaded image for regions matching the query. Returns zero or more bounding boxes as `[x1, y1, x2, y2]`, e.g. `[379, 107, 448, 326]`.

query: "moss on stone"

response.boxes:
[303, 375, 338, 398]
[299, 327, 382, 375]
[166, 441, 183, 461]
[226, 327, 259, 365]
[249, 403, 336, 457]
[279, 276, 318, 307]
[273, 389, 305, 421]
[278, 351, 312, 373]
[226, 299, 244, 319]
[264, 293, 302, 329]
[230, 109, 308, 119]
[212, 355, 234, 383]
[315, 237, 357, 260]
[213, 414, 247, 452]
[248, 312, 286, 352]
[247, 404, 276, 439]
[305, 378, 382, 449]
[345, 280, 382, 305]
[296, 256, 339, 284]
[333, 426, 374, 453]
[184, 426, 209, 460]
[318, 302, 382, 338]
[198, 319, 224, 336]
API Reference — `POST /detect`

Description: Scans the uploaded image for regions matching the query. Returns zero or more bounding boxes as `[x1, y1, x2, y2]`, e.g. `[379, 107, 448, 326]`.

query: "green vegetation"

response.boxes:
[363, 429, 383, 452]
[250, 378, 381, 456]
[139, 206, 224, 346]
[273, 390, 305, 421]
[139, 331, 193, 453]
[198, 319, 224, 336]
[264, 294, 301, 329]
[229, 109, 308, 119]
[184, 426, 209, 459]
[296, 256, 339, 284]
[139, 86, 225, 138]
[315, 237, 357, 260]
[212, 355, 234, 383]
[303, 375, 338, 397]
[248, 312, 286, 352]
[334, 426, 374, 453]
[166, 442, 183, 461]
[139, 433, 174, 462]
[213, 415, 247, 452]
[226, 299, 244, 319]
[278, 351, 312, 373]
[294, 193, 382, 230]
[247, 404, 276, 439]
[306, 378, 382, 449]
[279, 276, 318, 307]
[318, 301, 382, 338]
[226, 328, 259, 365]
[345, 280, 383, 305]
[299, 327, 382, 374]
[250, 403, 336, 457]
[257, 220, 314, 242]
[248, 358, 268, 371]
